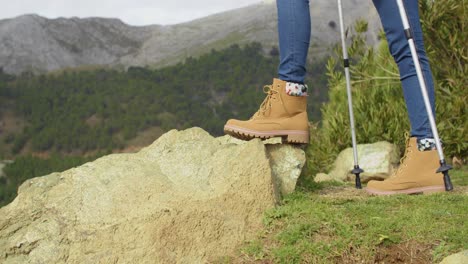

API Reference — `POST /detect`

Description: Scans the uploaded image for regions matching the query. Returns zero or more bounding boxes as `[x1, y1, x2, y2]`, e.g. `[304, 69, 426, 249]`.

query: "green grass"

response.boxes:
[451, 166, 468, 186]
[233, 166, 468, 263]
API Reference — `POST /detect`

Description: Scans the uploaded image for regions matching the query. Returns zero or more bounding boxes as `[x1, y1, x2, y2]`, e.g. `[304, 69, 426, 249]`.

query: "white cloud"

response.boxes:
[0, 0, 263, 25]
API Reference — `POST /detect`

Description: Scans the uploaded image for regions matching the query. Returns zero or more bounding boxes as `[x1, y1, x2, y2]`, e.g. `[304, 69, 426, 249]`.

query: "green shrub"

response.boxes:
[420, 0, 467, 158]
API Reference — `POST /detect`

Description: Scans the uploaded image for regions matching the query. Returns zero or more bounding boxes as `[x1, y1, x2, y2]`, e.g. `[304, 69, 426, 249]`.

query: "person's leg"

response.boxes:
[277, 0, 311, 84]
[366, 0, 443, 195]
[223, 0, 311, 144]
[373, 0, 435, 140]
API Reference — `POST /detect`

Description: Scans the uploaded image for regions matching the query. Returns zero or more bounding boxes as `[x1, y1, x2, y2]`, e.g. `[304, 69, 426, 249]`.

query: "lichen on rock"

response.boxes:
[0, 127, 305, 263]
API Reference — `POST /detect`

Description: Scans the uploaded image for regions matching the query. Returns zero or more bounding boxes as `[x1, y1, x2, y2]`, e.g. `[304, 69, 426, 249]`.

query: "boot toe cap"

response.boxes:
[365, 180, 397, 195]
[224, 119, 250, 131]
[366, 180, 384, 191]
[225, 118, 242, 126]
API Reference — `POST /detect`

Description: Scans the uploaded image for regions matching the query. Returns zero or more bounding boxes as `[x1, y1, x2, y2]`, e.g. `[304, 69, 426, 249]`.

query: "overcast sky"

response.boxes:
[0, 0, 265, 26]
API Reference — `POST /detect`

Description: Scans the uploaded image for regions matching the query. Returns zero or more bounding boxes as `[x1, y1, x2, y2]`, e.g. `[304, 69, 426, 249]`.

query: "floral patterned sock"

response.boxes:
[417, 138, 439, 151]
[286, 82, 308, 97]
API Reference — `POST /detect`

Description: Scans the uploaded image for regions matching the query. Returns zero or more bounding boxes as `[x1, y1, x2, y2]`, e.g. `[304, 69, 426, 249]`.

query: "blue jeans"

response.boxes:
[277, 0, 435, 139]
[277, 0, 311, 85]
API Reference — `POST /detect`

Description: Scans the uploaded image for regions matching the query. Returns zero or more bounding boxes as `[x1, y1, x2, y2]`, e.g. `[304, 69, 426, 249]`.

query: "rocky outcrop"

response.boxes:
[0, 0, 381, 74]
[315, 141, 400, 183]
[0, 127, 305, 263]
[217, 135, 306, 196]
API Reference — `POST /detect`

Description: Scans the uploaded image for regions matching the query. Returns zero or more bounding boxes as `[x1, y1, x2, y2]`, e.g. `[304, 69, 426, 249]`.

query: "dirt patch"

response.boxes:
[373, 241, 432, 264]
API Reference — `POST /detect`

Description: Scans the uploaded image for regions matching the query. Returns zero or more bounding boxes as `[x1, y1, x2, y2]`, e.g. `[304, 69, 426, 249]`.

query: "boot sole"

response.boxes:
[224, 125, 309, 144]
[365, 186, 445, 196]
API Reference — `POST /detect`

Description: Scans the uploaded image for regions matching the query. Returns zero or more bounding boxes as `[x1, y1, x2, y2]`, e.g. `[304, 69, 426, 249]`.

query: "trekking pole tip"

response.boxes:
[352, 166, 364, 189]
[443, 172, 454, 191]
[355, 175, 362, 189]
[437, 162, 453, 192]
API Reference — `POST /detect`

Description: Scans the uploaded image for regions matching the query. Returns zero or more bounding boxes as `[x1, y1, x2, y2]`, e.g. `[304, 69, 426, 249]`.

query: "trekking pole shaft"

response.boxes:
[338, 0, 359, 167]
[338, 0, 363, 188]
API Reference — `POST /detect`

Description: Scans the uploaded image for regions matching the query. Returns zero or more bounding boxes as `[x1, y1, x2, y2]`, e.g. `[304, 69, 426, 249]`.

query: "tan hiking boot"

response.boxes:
[366, 137, 444, 195]
[224, 78, 309, 144]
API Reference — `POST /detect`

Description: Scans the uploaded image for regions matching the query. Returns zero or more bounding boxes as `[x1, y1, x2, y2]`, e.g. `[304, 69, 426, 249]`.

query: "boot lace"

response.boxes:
[389, 133, 412, 179]
[252, 85, 281, 118]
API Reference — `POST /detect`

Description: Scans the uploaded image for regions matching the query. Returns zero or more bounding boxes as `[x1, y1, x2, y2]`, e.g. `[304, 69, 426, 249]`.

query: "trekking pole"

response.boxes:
[395, 0, 453, 191]
[337, 0, 363, 189]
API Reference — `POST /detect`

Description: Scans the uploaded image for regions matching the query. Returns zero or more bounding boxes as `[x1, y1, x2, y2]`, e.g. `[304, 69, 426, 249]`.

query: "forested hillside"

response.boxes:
[0, 43, 328, 206]
[0, 43, 328, 157]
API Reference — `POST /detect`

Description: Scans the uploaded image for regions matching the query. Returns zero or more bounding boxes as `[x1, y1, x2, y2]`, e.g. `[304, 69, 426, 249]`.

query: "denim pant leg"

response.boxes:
[277, 0, 311, 84]
[373, 0, 435, 139]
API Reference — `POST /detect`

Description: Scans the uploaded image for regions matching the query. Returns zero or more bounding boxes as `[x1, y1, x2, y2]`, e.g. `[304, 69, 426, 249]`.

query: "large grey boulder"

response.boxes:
[315, 141, 400, 183]
[0, 127, 305, 263]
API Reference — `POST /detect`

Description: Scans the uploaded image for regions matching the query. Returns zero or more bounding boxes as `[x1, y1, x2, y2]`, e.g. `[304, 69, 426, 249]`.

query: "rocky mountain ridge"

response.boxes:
[0, 0, 381, 74]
